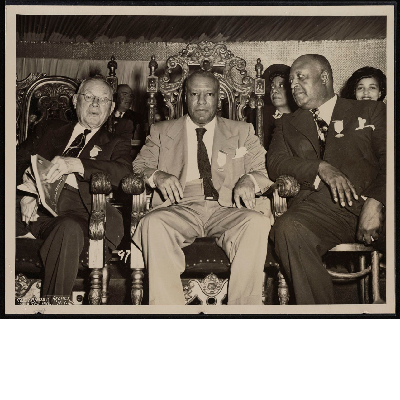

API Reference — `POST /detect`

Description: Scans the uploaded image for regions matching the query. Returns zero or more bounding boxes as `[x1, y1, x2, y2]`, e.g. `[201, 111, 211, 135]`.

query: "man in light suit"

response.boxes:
[17, 77, 133, 302]
[267, 54, 386, 304]
[132, 70, 274, 305]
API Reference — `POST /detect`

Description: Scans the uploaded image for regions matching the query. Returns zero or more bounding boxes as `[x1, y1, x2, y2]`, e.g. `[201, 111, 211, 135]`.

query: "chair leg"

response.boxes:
[101, 266, 110, 305]
[371, 251, 383, 304]
[131, 269, 144, 305]
[277, 270, 289, 305]
[359, 254, 366, 304]
[89, 268, 103, 305]
[131, 243, 145, 305]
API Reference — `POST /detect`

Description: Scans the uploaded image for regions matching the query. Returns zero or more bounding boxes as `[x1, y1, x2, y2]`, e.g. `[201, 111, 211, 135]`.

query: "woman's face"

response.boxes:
[355, 77, 381, 101]
[270, 76, 288, 108]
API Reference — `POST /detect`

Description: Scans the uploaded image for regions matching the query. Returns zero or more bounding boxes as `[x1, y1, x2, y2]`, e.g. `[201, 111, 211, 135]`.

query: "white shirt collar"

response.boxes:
[312, 94, 337, 125]
[186, 115, 216, 134]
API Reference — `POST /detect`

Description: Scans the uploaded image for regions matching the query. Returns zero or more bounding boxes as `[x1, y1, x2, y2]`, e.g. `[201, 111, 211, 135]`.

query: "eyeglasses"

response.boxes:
[79, 93, 112, 105]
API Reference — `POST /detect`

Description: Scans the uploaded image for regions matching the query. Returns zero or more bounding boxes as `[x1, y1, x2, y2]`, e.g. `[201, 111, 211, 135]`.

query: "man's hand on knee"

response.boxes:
[357, 198, 384, 245]
[318, 161, 358, 207]
[233, 174, 256, 209]
[153, 170, 183, 204]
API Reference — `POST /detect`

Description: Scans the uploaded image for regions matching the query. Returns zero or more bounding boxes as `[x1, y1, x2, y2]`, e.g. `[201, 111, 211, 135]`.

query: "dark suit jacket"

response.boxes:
[114, 109, 143, 139]
[267, 97, 386, 216]
[17, 122, 133, 247]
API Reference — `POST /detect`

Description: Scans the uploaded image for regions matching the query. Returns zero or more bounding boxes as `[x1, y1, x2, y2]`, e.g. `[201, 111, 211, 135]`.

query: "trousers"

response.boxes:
[132, 195, 271, 305]
[270, 196, 359, 304]
[16, 187, 89, 298]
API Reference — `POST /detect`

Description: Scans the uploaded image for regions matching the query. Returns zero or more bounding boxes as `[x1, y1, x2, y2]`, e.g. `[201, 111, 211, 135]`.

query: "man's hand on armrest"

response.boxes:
[153, 170, 183, 204]
[318, 161, 358, 207]
[233, 174, 256, 209]
[45, 156, 84, 183]
[356, 198, 384, 245]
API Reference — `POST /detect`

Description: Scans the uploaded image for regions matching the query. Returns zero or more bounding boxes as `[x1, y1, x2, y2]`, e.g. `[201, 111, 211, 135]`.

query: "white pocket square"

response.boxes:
[90, 145, 102, 158]
[233, 146, 247, 159]
[355, 117, 375, 131]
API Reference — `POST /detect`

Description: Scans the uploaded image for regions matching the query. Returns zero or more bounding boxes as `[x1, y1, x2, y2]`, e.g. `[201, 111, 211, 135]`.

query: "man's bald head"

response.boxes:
[289, 54, 335, 109]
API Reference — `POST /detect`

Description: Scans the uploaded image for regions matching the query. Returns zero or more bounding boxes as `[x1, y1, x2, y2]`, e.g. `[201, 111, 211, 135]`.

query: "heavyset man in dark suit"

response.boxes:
[132, 70, 274, 305]
[268, 54, 386, 304]
[16, 77, 133, 302]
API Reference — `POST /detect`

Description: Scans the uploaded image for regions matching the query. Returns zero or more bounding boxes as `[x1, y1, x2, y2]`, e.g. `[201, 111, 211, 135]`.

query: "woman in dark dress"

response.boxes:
[260, 64, 297, 150]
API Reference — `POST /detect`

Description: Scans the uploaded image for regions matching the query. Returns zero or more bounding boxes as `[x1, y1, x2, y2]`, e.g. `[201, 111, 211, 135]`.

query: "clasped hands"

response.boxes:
[153, 170, 256, 209]
[318, 161, 384, 245]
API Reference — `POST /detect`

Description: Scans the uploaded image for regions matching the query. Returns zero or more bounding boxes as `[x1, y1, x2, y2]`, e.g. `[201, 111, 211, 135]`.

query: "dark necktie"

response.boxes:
[62, 129, 91, 158]
[311, 108, 329, 158]
[195, 127, 219, 200]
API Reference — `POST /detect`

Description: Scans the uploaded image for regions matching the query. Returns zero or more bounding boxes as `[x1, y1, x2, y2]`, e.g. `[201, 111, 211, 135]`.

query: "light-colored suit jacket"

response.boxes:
[133, 115, 273, 208]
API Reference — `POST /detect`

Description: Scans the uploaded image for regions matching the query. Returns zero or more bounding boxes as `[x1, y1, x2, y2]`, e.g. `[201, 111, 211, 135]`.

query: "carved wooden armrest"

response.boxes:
[121, 173, 147, 305]
[270, 175, 299, 218]
[88, 172, 112, 305]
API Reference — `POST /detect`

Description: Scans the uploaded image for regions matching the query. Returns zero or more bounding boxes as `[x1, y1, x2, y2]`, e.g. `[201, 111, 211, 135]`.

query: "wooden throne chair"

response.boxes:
[15, 56, 130, 306]
[119, 41, 298, 305]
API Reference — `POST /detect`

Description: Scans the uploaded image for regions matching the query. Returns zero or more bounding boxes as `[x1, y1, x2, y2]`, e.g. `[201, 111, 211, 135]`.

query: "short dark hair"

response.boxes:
[341, 66, 386, 101]
[185, 70, 220, 92]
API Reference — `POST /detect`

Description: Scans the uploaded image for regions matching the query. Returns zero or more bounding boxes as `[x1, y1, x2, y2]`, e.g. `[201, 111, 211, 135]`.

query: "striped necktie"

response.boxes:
[311, 108, 328, 158]
[62, 129, 91, 158]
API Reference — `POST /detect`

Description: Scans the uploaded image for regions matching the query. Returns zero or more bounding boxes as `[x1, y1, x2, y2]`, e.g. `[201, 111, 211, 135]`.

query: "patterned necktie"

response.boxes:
[195, 127, 219, 200]
[311, 108, 329, 158]
[62, 129, 91, 157]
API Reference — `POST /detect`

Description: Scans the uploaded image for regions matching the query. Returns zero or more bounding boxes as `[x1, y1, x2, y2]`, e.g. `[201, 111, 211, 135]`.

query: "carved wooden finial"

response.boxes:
[255, 58, 263, 78]
[107, 55, 117, 77]
[149, 55, 158, 76]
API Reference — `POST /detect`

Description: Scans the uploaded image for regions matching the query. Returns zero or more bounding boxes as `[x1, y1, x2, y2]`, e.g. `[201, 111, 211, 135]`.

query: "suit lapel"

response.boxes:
[289, 109, 320, 155]
[211, 118, 238, 188]
[160, 117, 188, 184]
[46, 123, 75, 158]
[79, 126, 110, 159]
[326, 97, 354, 145]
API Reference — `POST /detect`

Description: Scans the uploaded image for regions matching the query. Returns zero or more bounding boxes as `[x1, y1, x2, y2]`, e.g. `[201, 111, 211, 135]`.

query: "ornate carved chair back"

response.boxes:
[147, 41, 266, 144]
[16, 75, 80, 146]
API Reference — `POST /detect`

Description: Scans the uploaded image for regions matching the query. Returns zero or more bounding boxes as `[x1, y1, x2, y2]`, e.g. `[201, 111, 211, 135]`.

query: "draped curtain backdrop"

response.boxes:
[16, 15, 387, 122]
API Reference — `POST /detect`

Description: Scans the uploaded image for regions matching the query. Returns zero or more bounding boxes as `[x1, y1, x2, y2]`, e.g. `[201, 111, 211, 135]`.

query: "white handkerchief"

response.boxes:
[90, 145, 102, 159]
[233, 146, 247, 159]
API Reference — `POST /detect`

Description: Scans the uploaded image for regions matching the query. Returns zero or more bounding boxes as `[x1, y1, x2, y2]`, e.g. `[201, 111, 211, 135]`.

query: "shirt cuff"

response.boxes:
[147, 170, 159, 188]
[313, 175, 321, 190]
[245, 173, 261, 193]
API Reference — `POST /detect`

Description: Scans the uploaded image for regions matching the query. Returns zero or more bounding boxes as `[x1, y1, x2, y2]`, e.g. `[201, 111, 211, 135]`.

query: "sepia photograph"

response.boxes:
[4, 4, 395, 315]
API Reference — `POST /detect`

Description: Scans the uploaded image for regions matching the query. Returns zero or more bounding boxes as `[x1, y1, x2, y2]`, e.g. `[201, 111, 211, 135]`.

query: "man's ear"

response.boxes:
[72, 94, 78, 108]
[110, 101, 115, 115]
[321, 70, 329, 85]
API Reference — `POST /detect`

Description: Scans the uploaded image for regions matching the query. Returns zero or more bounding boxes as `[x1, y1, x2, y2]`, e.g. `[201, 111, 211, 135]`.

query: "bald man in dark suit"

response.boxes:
[268, 54, 386, 304]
